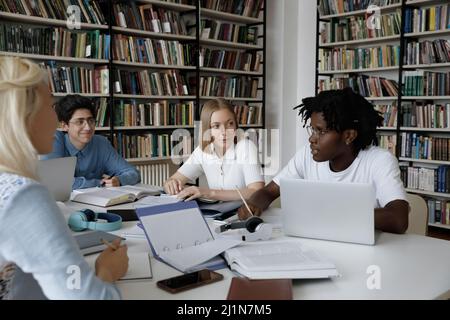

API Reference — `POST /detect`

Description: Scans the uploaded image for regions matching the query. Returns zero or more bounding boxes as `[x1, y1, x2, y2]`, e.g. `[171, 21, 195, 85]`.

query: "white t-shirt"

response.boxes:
[178, 139, 263, 189]
[273, 144, 407, 208]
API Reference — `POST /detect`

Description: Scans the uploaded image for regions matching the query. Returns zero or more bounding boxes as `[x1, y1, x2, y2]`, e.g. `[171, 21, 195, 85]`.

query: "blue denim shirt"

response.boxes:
[42, 131, 140, 189]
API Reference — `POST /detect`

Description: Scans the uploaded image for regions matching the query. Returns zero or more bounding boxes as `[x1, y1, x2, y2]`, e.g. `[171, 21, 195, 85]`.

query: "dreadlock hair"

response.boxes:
[294, 87, 384, 153]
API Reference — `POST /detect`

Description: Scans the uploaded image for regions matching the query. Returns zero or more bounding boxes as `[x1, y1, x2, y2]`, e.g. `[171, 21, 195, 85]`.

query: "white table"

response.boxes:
[63, 202, 450, 300]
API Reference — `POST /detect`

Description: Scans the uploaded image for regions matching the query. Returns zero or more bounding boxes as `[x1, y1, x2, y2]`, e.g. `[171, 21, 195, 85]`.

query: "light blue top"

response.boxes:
[0, 172, 121, 299]
[42, 131, 140, 189]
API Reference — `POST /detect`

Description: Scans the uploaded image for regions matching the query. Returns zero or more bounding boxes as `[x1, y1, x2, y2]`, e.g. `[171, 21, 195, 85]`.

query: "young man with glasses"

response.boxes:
[238, 88, 409, 234]
[42, 95, 140, 189]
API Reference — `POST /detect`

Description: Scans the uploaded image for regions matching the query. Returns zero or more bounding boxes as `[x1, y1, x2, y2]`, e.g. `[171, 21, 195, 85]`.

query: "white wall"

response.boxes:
[265, 0, 317, 177]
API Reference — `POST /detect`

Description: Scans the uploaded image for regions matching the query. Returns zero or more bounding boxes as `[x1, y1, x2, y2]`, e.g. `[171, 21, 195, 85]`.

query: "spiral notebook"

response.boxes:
[136, 201, 242, 273]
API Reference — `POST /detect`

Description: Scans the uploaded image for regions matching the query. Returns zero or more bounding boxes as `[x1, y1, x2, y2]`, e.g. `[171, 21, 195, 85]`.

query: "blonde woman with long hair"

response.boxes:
[164, 98, 264, 201]
[0, 57, 128, 299]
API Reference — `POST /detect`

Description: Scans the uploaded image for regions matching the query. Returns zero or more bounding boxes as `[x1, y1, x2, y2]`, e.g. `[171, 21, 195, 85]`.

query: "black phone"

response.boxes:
[157, 269, 224, 294]
[106, 209, 138, 221]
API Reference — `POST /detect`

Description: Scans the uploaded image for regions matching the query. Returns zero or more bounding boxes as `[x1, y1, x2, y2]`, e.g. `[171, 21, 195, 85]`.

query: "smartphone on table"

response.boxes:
[157, 269, 224, 294]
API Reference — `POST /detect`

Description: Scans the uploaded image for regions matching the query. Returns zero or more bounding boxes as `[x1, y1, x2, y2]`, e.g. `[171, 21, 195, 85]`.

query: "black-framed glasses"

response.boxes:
[306, 125, 329, 138]
[69, 118, 97, 127]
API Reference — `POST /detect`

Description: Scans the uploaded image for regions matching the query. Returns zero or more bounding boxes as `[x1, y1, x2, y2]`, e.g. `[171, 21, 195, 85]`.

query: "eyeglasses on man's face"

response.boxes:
[69, 118, 97, 127]
[306, 125, 330, 138]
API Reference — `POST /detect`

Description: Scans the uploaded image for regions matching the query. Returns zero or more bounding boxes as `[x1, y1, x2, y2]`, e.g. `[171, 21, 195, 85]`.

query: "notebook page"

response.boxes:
[224, 240, 336, 271]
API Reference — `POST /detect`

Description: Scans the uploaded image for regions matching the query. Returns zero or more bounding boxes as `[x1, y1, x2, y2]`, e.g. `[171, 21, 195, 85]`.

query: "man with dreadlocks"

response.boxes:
[238, 88, 409, 234]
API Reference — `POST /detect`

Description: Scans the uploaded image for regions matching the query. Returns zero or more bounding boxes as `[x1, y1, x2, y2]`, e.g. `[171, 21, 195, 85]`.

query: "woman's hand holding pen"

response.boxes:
[101, 175, 120, 187]
[95, 239, 129, 283]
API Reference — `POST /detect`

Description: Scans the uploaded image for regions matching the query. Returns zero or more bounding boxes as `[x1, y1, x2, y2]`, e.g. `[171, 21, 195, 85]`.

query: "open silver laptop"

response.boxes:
[37, 157, 76, 201]
[279, 178, 375, 245]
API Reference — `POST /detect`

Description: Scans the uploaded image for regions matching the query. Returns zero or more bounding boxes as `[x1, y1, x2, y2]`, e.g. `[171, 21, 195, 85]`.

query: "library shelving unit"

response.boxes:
[0, 0, 266, 186]
[316, 0, 450, 234]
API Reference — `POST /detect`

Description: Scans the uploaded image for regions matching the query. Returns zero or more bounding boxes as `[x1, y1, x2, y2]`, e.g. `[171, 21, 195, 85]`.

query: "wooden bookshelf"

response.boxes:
[403, 62, 450, 69]
[406, 0, 449, 6]
[0, 52, 108, 64]
[200, 96, 262, 102]
[111, 26, 196, 41]
[139, 0, 196, 12]
[0, 0, 266, 165]
[429, 223, 450, 230]
[316, 0, 450, 234]
[400, 127, 450, 132]
[114, 94, 196, 100]
[319, 35, 400, 48]
[402, 96, 450, 100]
[378, 127, 397, 131]
[406, 188, 450, 199]
[200, 39, 263, 50]
[113, 61, 196, 70]
[318, 66, 399, 74]
[200, 8, 263, 24]
[365, 96, 399, 101]
[52, 93, 110, 98]
[0, 12, 108, 30]
[404, 29, 450, 38]
[399, 158, 450, 165]
[200, 67, 263, 76]
[320, 2, 402, 19]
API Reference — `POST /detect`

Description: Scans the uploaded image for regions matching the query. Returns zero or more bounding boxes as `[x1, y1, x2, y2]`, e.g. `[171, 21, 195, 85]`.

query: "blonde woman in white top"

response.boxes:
[164, 98, 264, 201]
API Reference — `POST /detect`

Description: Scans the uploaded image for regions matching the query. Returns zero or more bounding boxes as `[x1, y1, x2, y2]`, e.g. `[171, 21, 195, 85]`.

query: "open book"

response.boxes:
[223, 239, 339, 280]
[71, 184, 162, 207]
[136, 201, 242, 273]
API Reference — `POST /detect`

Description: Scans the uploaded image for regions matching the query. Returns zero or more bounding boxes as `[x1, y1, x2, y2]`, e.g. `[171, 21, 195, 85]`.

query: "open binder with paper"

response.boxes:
[136, 201, 242, 273]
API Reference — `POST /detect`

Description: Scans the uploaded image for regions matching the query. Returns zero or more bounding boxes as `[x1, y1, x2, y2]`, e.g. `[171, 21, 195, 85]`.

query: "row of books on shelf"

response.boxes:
[234, 104, 261, 126]
[113, 35, 194, 66]
[0, 25, 110, 59]
[94, 100, 262, 128]
[197, 76, 259, 98]
[113, 133, 192, 159]
[200, 20, 258, 45]
[200, 48, 262, 72]
[375, 104, 397, 127]
[320, 11, 401, 44]
[112, 101, 195, 127]
[43, 62, 109, 94]
[319, 45, 400, 71]
[112, 2, 187, 35]
[200, 0, 264, 18]
[404, 5, 450, 34]
[400, 165, 450, 194]
[405, 39, 450, 65]
[377, 134, 396, 156]
[95, 98, 109, 128]
[401, 102, 450, 129]
[402, 71, 450, 96]
[400, 133, 450, 161]
[319, 75, 398, 97]
[318, 0, 400, 16]
[115, 69, 189, 96]
[0, 0, 107, 24]
[426, 198, 450, 225]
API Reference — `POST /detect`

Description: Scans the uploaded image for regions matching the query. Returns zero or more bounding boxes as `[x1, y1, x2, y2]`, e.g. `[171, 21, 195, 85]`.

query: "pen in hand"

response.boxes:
[235, 186, 253, 217]
[100, 174, 115, 187]
[101, 238, 120, 251]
